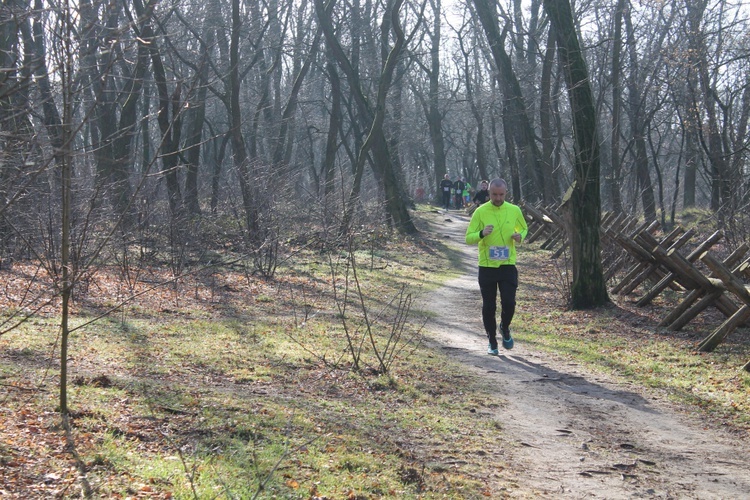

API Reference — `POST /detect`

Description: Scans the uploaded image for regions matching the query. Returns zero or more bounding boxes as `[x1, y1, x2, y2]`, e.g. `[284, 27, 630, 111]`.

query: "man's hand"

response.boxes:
[483, 225, 494, 237]
[512, 232, 521, 243]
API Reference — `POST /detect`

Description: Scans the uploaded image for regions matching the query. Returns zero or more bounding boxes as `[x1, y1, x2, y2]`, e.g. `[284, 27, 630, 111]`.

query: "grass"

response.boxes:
[516, 284, 750, 430]
[0, 211, 509, 498]
[1, 206, 749, 497]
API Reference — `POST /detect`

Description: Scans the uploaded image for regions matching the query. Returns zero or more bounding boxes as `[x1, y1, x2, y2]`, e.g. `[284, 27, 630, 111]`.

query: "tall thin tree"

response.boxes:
[543, 0, 609, 309]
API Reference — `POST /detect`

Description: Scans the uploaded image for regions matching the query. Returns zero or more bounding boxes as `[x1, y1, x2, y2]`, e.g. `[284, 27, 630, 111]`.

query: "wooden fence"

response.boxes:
[520, 201, 750, 372]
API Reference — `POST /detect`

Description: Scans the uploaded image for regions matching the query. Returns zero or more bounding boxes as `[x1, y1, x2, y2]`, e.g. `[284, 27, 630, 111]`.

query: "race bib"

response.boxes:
[489, 246, 510, 261]
[443, 186, 450, 191]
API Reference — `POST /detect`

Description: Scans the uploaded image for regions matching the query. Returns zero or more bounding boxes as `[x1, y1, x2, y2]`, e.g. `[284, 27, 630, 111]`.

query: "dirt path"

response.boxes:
[421, 209, 750, 499]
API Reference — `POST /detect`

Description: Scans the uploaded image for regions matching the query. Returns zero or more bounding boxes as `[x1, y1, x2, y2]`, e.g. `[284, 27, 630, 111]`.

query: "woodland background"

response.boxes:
[3, 0, 749, 242]
[2, 0, 750, 495]
[2, 0, 750, 406]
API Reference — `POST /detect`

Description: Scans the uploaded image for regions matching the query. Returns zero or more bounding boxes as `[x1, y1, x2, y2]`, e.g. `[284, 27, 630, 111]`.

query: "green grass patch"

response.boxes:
[518, 304, 750, 429]
[0, 211, 514, 498]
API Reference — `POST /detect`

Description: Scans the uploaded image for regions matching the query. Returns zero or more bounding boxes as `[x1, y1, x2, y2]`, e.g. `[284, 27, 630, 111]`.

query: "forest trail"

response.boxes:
[421, 209, 750, 499]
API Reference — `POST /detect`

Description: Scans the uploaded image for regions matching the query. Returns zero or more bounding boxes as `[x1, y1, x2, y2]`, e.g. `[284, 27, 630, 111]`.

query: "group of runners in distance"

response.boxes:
[439, 174, 528, 356]
[440, 174, 476, 210]
[439, 174, 493, 212]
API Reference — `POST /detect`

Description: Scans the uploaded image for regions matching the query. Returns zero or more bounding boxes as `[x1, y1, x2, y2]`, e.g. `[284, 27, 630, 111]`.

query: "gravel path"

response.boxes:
[422, 209, 750, 499]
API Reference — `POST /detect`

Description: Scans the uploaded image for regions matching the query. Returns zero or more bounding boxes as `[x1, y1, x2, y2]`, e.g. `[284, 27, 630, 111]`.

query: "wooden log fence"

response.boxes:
[522, 202, 555, 244]
[635, 231, 724, 307]
[619, 228, 693, 295]
[635, 230, 738, 329]
[614, 225, 688, 296]
[698, 253, 750, 349]
[523, 202, 750, 369]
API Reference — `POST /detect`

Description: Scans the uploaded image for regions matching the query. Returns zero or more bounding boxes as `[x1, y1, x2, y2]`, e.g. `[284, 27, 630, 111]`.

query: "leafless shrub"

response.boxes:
[552, 247, 573, 309]
[327, 236, 424, 375]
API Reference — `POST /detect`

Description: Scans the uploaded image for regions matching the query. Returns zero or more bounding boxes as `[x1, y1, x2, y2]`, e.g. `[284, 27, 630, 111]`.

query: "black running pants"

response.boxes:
[478, 265, 518, 346]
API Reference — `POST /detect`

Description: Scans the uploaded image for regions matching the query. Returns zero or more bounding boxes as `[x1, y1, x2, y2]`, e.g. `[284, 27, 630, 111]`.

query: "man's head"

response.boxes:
[489, 178, 508, 206]
[444, 174, 450, 179]
[480, 180, 488, 189]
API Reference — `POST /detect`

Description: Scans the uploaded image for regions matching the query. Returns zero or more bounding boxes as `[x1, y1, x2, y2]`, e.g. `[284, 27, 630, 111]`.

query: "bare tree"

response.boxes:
[543, 0, 609, 309]
[315, 0, 417, 234]
[623, 4, 657, 221]
[608, 0, 625, 214]
[471, 0, 545, 202]
[456, 20, 490, 182]
[421, 0, 449, 198]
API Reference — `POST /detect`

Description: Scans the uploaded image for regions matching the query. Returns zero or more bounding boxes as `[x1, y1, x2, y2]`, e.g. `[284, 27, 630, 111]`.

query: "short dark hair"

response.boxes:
[489, 178, 508, 190]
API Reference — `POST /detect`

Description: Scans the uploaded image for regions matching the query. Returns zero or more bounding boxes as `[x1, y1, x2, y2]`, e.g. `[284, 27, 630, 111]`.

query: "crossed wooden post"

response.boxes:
[606, 221, 664, 295]
[615, 226, 690, 296]
[635, 231, 724, 307]
[634, 231, 739, 331]
[698, 252, 750, 363]
[602, 215, 648, 282]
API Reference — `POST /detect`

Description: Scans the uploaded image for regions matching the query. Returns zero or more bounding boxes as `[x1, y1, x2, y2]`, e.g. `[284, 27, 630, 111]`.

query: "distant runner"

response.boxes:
[440, 174, 453, 210]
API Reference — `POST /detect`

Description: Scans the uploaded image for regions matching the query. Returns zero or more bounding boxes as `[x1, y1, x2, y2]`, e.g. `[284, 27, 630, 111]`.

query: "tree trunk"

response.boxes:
[543, 0, 609, 309]
[730, 73, 750, 206]
[28, 0, 74, 418]
[503, 98, 522, 201]
[677, 81, 700, 208]
[623, 8, 656, 222]
[183, 22, 213, 217]
[135, 0, 183, 219]
[79, 0, 129, 214]
[322, 57, 342, 223]
[472, 0, 544, 202]
[0, 4, 27, 249]
[457, 29, 488, 183]
[539, 27, 557, 202]
[685, 0, 732, 216]
[151, 64, 183, 219]
[316, 0, 416, 235]
[229, 0, 257, 234]
[427, 0, 448, 202]
[609, 0, 625, 213]
[272, 17, 322, 168]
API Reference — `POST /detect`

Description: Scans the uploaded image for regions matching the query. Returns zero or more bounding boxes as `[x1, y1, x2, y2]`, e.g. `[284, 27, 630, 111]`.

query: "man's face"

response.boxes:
[489, 185, 507, 206]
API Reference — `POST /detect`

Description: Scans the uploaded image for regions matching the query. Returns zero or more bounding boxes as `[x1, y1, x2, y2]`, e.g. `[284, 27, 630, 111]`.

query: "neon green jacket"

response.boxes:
[465, 201, 528, 266]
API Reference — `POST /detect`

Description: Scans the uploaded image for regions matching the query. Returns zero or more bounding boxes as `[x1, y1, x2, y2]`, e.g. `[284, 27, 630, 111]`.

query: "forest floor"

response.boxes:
[1, 207, 749, 498]
[421, 208, 750, 498]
